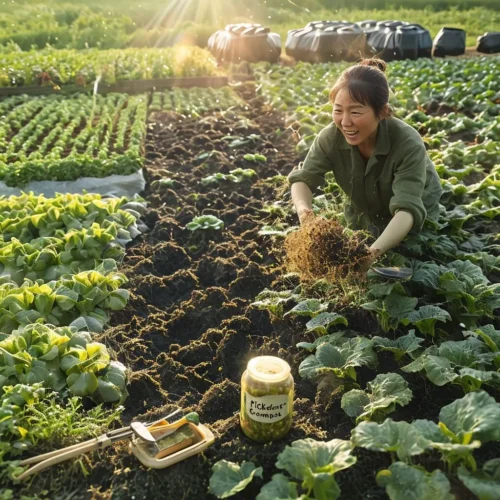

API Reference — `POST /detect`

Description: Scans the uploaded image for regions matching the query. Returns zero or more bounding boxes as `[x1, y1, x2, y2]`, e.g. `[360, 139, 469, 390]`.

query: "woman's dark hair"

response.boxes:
[329, 58, 392, 118]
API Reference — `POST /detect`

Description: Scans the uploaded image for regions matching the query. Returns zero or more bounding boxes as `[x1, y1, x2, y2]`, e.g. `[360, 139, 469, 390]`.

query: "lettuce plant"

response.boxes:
[283, 299, 329, 319]
[0, 260, 128, 334]
[362, 290, 418, 332]
[0, 323, 128, 403]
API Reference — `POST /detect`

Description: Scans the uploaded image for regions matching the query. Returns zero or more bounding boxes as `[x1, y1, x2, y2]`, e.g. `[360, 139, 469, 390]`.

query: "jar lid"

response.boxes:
[247, 356, 291, 382]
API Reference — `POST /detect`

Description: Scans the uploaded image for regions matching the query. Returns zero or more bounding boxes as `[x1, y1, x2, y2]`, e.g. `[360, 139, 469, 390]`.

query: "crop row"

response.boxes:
[0, 47, 220, 88]
[243, 56, 500, 499]
[149, 86, 244, 116]
[0, 192, 147, 487]
[0, 93, 147, 187]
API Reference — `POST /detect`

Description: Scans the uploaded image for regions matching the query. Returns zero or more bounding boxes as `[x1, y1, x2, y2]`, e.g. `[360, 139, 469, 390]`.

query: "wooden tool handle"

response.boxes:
[17, 436, 111, 480]
[20, 438, 96, 466]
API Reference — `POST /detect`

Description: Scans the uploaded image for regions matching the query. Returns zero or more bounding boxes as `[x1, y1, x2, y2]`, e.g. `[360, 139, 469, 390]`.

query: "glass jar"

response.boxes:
[240, 356, 294, 443]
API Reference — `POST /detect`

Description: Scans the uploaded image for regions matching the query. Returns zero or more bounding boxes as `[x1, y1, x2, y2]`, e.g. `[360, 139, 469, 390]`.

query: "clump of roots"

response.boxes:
[284, 217, 372, 281]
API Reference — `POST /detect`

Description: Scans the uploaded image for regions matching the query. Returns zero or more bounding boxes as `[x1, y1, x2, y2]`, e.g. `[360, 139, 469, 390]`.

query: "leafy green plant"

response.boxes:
[251, 288, 300, 319]
[186, 215, 224, 232]
[243, 154, 266, 162]
[257, 438, 357, 500]
[0, 323, 128, 403]
[304, 312, 348, 335]
[298, 337, 377, 383]
[362, 290, 418, 332]
[458, 459, 500, 500]
[371, 330, 425, 362]
[376, 462, 454, 500]
[208, 460, 263, 499]
[0, 260, 128, 334]
[341, 373, 413, 423]
[283, 299, 329, 319]
[401, 338, 499, 393]
[351, 419, 430, 462]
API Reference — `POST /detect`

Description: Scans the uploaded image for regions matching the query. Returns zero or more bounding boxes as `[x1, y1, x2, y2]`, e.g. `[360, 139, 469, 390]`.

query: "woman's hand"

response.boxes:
[298, 208, 315, 225]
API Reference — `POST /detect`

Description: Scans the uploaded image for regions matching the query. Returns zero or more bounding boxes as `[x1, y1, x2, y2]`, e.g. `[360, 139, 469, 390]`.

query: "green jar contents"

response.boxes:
[240, 356, 294, 443]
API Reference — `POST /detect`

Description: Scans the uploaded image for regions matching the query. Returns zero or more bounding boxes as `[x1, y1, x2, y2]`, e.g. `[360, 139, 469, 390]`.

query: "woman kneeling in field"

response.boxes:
[289, 58, 443, 267]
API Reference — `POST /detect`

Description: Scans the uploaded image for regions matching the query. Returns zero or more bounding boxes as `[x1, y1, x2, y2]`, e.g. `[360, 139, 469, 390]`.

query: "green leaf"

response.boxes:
[402, 306, 451, 336]
[276, 438, 356, 497]
[341, 373, 412, 421]
[209, 460, 263, 499]
[372, 331, 424, 361]
[305, 312, 348, 334]
[458, 459, 500, 500]
[256, 474, 299, 500]
[376, 462, 454, 500]
[341, 390, 371, 418]
[351, 419, 430, 461]
[439, 391, 500, 443]
[67, 371, 99, 397]
[284, 299, 328, 318]
[299, 338, 377, 381]
[296, 331, 348, 352]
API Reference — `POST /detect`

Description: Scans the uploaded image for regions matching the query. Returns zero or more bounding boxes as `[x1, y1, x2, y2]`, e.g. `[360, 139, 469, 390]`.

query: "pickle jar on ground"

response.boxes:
[240, 356, 294, 443]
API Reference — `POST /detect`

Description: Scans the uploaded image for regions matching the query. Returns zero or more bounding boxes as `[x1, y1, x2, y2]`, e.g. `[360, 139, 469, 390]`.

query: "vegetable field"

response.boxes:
[1, 48, 500, 500]
[0, 93, 147, 186]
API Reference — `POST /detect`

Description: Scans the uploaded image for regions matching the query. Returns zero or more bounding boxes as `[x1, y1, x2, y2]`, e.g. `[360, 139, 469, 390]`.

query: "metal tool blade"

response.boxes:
[131, 422, 157, 444]
[372, 267, 413, 280]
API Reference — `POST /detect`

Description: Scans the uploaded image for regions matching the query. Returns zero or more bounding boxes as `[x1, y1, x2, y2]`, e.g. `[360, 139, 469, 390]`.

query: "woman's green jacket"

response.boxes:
[288, 117, 443, 232]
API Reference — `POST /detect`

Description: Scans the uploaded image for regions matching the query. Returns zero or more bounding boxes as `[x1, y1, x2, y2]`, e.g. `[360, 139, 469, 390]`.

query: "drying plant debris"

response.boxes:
[284, 216, 372, 281]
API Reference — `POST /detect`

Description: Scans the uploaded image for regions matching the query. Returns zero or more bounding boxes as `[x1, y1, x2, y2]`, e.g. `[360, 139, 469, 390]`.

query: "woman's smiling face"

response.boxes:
[333, 88, 381, 153]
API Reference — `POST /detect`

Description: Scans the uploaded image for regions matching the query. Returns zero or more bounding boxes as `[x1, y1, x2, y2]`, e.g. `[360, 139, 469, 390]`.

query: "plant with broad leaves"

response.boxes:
[402, 338, 500, 393]
[463, 324, 500, 368]
[400, 305, 451, 337]
[0, 323, 128, 404]
[208, 460, 263, 499]
[362, 290, 418, 332]
[304, 312, 348, 335]
[283, 299, 329, 319]
[351, 391, 500, 472]
[250, 288, 301, 319]
[257, 438, 356, 500]
[299, 337, 377, 383]
[376, 462, 454, 500]
[458, 459, 500, 500]
[341, 373, 413, 423]
[186, 215, 224, 232]
[410, 390, 500, 471]
[371, 330, 424, 362]
[0, 260, 128, 334]
[351, 419, 430, 462]
[296, 330, 353, 352]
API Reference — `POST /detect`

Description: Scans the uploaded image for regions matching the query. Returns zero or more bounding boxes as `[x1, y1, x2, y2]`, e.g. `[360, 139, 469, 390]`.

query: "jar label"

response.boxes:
[245, 392, 289, 423]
